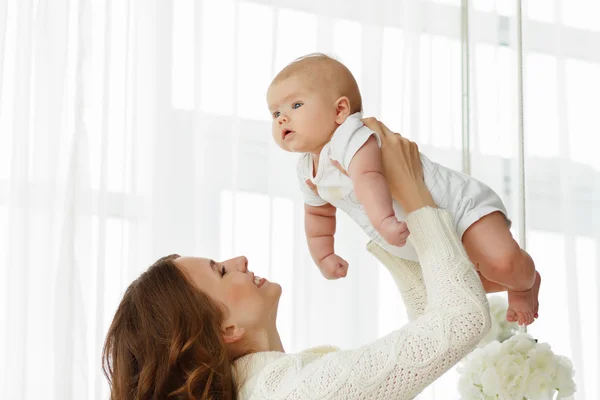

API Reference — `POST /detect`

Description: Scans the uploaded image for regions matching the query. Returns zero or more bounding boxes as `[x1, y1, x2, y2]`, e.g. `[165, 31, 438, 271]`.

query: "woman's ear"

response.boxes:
[222, 324, 246, 344]
[334, 96, 351, 124]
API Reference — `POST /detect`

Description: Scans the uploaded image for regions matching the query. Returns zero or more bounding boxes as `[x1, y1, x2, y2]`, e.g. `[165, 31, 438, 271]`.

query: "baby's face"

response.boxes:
[267, 76, 338, 154]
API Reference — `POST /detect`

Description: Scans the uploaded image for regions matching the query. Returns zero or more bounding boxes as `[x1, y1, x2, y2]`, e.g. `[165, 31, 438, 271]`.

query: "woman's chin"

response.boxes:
[267, 281, 282, 298]
[265, 281, 283, 307]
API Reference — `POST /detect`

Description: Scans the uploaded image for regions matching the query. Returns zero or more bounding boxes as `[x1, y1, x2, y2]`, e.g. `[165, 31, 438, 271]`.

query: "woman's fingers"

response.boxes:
[377, 120, 398, 140]
[361, 118, 392, 150]
[361, 117, 381, 135]
[361, 116, 379, 126]
[361, 116, 418, 167]
[361, 118, 405, 151]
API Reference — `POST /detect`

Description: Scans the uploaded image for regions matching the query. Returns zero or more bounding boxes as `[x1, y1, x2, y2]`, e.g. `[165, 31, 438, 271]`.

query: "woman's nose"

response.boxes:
[226, 256, 248, 272]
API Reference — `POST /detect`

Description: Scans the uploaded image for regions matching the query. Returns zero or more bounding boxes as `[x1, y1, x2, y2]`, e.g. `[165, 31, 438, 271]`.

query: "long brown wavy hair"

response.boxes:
[102, 254, 238, 399]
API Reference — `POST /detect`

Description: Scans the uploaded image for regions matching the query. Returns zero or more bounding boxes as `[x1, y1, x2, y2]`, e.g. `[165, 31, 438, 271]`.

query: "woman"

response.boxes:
[103, 118, 491, 399]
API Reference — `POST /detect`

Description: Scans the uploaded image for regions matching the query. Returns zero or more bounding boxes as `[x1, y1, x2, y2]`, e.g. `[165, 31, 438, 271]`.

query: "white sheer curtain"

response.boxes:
[468, 1, 600, 399]
[0, 0, 598, 399]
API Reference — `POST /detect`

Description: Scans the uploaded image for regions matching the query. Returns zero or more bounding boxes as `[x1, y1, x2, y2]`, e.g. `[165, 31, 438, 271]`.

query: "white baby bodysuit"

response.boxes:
[297, 112, 510, 261]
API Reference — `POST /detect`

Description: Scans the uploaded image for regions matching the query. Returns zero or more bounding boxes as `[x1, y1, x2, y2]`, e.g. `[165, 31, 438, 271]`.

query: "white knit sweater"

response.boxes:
[233, 208, 491, 400]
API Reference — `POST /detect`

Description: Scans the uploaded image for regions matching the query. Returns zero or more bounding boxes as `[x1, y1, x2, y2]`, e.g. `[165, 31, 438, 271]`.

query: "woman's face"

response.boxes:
[175, 256, 282, 334]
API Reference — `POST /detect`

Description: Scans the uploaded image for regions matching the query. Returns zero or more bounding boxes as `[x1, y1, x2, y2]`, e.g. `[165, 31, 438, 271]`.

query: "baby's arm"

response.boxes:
[305, 203, 349, 279]
[348, 136, 409, 247]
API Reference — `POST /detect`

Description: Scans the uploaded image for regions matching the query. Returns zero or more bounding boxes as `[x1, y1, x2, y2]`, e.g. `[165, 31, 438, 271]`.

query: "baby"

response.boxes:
[267, 53, 540, 325]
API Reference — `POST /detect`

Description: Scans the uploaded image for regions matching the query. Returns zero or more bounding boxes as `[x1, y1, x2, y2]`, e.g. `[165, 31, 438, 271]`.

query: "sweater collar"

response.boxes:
[233, 351, 286, 396]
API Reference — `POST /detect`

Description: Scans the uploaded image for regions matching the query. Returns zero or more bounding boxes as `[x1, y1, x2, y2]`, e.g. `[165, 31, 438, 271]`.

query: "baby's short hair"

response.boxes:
[271, 53, 362, 113]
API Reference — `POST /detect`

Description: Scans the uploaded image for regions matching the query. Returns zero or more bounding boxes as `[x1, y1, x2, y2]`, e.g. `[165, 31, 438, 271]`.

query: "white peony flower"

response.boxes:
[459, 334, 576, 400]
[458, 374, 486, 400]
[495, 353, 528, 398]
[511, 333, 537, 354]
[527, 343, 558, 378]
[555, 356, 576, 397]
[480, 365, 502, 396]
[524, 370, 553, 400]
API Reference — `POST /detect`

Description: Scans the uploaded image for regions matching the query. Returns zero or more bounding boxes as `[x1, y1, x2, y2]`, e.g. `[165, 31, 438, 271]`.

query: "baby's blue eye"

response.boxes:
[292, 103, 302, 109]
[273, 111, 280, 118]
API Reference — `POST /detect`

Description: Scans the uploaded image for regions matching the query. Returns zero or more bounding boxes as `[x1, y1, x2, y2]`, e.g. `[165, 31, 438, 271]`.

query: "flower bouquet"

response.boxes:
[458, 296, 576, 400]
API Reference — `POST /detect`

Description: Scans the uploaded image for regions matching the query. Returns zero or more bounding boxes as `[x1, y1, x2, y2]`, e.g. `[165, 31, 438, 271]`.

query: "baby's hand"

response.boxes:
[318, 254, 349, 280]
[380, 217, 410, 247]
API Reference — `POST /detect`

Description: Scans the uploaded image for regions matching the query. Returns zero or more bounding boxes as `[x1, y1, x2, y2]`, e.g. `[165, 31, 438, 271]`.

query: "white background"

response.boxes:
[0, 0, 599, 398]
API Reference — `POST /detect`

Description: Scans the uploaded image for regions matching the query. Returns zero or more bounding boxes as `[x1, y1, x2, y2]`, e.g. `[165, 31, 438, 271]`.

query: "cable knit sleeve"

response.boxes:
[367, 240, 427, 322]
[247, 208, 490, 400]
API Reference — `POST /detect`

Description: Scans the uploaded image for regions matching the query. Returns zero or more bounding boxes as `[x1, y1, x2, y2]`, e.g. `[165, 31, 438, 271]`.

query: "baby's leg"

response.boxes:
[475, 272, 540, 321]
[462, 212, 540, 325]
[477, 272, 508, 293]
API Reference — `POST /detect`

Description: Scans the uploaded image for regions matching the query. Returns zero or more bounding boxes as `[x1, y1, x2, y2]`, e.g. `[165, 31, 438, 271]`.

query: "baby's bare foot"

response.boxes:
[380, 217, 409, 247]
[506, 271, 541, 325]
[532, 271, 541, 318]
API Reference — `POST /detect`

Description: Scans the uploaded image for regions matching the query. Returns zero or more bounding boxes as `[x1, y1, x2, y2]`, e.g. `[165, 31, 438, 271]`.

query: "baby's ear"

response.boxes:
[334, 96, 351, 124]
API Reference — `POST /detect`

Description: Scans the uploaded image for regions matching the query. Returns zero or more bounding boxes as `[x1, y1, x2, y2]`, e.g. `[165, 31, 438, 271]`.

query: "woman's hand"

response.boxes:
[361, 118, 436, 213]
